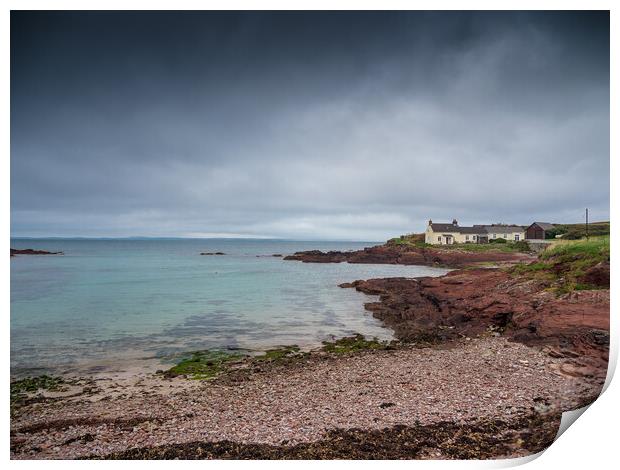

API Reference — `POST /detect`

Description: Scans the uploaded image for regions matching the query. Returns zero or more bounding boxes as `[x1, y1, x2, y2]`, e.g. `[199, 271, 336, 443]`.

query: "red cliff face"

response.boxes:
[284, 245, 534, 268]
[341, 269, 609, 386]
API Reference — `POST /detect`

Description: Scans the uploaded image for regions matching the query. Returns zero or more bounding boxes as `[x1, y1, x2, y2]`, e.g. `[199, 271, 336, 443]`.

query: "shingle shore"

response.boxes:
[11, 337, 598, 459]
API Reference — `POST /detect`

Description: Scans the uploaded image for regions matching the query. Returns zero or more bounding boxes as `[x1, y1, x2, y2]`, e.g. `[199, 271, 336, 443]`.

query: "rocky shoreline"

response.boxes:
[340, 269, 609, 384]
[283, 244, 535, 268]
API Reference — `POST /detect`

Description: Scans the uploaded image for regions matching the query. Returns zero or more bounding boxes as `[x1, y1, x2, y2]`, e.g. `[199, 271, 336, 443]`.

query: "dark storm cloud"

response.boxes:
[11, 11, 609, 239]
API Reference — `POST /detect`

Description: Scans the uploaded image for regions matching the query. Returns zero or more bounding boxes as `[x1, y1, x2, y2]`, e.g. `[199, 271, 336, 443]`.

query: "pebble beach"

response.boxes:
[11, 337, 600, 459]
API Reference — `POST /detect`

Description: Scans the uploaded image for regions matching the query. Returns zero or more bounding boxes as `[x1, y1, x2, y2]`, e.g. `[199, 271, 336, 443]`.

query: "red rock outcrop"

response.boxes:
[342, 268, 609, 385]
[577, 261, 610, 288]
[284, 245, 534, 268]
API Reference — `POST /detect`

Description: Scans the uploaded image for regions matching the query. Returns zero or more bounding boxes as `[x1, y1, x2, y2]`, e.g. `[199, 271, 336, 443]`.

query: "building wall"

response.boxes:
[425, 227, 461, 244]
[526, 225, 545, 239]
[425, 227, 482, 244]
[426, 226, 525, 244]
[486, 230, 526, 242]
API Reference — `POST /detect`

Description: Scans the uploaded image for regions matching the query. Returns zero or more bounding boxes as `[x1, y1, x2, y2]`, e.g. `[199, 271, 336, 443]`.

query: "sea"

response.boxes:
[10, 238, 450, 377]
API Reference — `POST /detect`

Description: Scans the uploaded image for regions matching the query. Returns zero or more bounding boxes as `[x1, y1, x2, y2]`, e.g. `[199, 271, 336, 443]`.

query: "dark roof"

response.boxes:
[483, 225, 526, 233]
[529, 222, 556, 231]
[429, 223, 459, 232]
[430, 222, 525, 235]
[458, 227, 484, 234]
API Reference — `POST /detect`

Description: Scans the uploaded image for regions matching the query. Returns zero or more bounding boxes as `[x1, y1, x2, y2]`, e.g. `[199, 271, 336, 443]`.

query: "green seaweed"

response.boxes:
[254, 345, 306, 362]
[163, 350, 245, 380]
[163, 337, 395, 381]
[321, 334, 391, 354]
[11, 375, 66, 405]
[163, 345, 313, 380]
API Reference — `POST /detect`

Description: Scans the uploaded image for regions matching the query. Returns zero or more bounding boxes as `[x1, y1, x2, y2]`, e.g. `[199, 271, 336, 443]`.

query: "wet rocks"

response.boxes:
[341, 268, 609, 383]
[284, 245, 533, 268]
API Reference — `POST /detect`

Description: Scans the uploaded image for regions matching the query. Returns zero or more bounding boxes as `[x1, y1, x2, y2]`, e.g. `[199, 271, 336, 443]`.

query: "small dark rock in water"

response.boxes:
[11, 248, 63, 256]
[200, 252, 226, 256]
[379, 402, 396, 409]
[272, 254, 283, 257]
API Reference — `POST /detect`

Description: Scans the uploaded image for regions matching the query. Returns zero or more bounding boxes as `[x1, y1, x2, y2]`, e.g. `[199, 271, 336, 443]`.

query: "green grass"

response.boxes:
[432, 240, 531, 253]
[510, 236, 609, 293]
[387, 233, 429, 248]
[540, 235, 609, 262]
[512, 261, 548, 273]
[388, 238, 430, 248]
[545, 221, 609, 240]
[387, 234, 531, 253]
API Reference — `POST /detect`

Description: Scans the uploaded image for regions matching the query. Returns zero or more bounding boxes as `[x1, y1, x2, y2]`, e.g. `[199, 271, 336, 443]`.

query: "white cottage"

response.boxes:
[424, 219, 526, 245]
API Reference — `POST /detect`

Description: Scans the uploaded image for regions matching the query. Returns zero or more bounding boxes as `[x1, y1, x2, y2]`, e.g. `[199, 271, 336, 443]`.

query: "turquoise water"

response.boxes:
[11, 239, 449, 376]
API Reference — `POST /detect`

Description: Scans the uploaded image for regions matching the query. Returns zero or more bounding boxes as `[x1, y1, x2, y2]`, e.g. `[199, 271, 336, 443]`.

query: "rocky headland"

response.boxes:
[340, 268, 609, 384]
[283, 244, 534, 268]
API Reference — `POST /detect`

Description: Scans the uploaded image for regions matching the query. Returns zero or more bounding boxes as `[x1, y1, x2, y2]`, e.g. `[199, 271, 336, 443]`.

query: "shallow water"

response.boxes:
[11, 239, 449, 376]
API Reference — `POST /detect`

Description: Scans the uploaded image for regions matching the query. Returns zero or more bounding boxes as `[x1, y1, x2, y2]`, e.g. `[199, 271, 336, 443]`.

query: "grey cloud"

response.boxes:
[11, 11, 609, 239]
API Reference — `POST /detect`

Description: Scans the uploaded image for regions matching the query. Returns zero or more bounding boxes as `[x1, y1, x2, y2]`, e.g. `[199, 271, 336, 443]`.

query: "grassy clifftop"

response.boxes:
[511, 236, 609, 292]
[546, 221, 609, 240]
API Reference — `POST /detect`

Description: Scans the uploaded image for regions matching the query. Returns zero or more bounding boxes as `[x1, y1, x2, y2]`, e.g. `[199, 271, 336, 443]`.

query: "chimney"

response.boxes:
[428, 219, 433, 226]
[452, 219, 458, 225]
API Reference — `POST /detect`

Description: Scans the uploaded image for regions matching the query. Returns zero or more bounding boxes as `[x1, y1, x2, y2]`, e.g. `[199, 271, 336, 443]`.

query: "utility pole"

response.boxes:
[586, 208, 589, 240]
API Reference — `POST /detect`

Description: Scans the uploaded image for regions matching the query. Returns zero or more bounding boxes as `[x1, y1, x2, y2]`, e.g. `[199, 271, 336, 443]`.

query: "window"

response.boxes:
[438, 236, 441, 242]
[493, 233, 497, 239]
[515, 234, 520, 241]
[465, 235, 469, 241]
[503, 233, 507, 238]
[473, 235, 477, 241]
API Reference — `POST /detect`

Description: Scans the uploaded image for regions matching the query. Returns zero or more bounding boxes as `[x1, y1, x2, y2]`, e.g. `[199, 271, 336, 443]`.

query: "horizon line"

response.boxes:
[10, 235, 385, 243]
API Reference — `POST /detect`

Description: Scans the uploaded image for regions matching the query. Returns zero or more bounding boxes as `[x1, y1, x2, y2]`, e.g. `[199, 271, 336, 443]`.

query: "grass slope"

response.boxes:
[546, 221, 609, 240]
[511, 236, 609, 293]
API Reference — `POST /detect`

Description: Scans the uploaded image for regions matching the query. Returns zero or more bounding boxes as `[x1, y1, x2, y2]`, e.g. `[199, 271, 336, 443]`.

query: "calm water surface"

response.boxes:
[11, 239, 449, 376]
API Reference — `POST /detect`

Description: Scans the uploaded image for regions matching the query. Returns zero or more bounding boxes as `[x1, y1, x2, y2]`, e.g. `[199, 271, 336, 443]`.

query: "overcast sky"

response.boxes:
[11, 11, 609, 240]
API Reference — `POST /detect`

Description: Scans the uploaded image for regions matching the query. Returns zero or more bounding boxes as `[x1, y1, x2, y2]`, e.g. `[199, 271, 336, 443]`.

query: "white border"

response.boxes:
[4, 2, 615, 468]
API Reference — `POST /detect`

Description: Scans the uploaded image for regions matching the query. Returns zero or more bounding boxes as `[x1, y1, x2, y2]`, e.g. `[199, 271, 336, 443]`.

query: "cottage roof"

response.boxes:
[458, 227, 485, 234]
[530, 222, 556, 231]
[430, 222, 525, 235]
[429, 223, 460, 232]
[482, 225, 526, 233]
